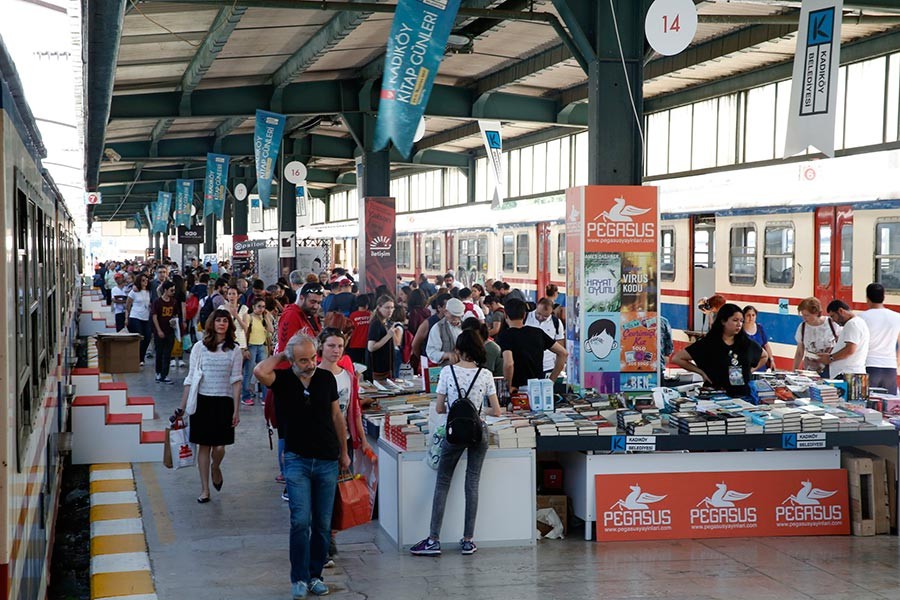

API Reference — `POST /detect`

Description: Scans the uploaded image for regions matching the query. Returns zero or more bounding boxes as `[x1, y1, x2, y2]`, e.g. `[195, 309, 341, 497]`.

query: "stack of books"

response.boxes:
[616, 409, 643, 430]
[809, 384, 841, 405]
[676, 415, 708, 435]
[771, 407, 803, 432]
[703, 414, 727, 435]
[750, 379, 776, 404]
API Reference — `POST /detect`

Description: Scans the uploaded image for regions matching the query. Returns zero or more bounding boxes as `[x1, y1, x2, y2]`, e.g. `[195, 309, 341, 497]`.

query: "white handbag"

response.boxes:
[185, 344, 203, 415]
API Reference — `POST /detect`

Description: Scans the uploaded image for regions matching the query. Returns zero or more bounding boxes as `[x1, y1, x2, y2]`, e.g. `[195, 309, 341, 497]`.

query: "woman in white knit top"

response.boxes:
[179, 308, 243, 503]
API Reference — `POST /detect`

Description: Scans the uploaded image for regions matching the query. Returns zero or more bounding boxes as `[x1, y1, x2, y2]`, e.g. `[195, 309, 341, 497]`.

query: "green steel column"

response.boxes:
[205, 214, 215, 255]
[589, 0, 647, 185]
[232, 167, 249, 237]
[278, 149, 297, 274]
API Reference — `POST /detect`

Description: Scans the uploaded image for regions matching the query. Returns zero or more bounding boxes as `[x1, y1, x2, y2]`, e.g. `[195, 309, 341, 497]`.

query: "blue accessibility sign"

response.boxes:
[782, 433, 797, 449]
[611, 436, 626, 453]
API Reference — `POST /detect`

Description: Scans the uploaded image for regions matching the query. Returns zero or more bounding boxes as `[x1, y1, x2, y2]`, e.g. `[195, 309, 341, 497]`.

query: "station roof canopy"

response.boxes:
[86, 0, 900, 222]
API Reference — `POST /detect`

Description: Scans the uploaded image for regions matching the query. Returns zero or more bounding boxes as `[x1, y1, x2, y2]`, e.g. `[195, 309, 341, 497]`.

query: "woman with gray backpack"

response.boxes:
[411, 329, 502, 557]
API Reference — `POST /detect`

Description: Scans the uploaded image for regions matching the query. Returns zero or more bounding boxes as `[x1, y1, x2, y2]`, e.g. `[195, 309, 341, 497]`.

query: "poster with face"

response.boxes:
[583, 313, 621, 373]
[565, 188, 584, 385]
[620, 312, 658, 372]
[584, 253, 621, 313]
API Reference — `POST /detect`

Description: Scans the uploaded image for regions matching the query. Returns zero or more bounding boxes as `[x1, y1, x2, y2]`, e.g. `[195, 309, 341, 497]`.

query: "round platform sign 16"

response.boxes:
[284, 161, 307, 185]
[645, 0, 697, 57]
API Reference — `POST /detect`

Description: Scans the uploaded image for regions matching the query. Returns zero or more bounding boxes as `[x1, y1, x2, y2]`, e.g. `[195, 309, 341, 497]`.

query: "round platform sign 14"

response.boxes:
[284, 161, 307, 185]
[645, 0, 697, 57]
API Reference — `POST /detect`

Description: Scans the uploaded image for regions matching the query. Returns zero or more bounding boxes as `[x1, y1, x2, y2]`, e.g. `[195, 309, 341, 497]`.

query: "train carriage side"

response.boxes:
[659, 216, 692, 356]
[0, 64, 78, 600]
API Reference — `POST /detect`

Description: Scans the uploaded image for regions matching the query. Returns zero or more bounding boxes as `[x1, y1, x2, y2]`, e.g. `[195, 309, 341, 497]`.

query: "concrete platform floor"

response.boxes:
[123, 361, 900, 600]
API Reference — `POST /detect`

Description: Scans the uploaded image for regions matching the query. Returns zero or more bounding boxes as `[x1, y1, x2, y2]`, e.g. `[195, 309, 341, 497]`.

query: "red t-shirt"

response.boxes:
[348, 310, 371, 349]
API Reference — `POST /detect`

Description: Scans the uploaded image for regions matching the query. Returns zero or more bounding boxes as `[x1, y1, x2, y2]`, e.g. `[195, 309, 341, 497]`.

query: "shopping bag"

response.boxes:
[165, 423, 195, 470]
[424, 401, 446, 470]
[353, 447, 378, 517]
[332, 473, 372, 530]
[172, 338, 183, 359]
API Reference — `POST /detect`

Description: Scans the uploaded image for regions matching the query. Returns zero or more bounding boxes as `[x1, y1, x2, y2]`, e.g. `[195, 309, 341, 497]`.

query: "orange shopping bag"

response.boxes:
[332, 472, 371, 531]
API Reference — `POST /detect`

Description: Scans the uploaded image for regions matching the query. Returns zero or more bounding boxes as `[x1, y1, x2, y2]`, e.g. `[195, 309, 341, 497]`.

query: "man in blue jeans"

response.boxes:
[254, 333, 350, 598]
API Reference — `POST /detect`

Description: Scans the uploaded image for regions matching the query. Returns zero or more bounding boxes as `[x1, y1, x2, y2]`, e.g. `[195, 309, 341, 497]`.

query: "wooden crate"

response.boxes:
[842, 451, 890, 536]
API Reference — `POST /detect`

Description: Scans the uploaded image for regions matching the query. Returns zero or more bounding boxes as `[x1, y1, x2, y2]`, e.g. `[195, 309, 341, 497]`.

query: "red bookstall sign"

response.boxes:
[595, 469, 849, 541]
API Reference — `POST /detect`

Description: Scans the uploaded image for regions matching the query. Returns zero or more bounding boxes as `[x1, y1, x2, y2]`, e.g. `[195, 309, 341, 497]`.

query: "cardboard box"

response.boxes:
[537, 494, 568, 534]
[96, 333, 142, 373]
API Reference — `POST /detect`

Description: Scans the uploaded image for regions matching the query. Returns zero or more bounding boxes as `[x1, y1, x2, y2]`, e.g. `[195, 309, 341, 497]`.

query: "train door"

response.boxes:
[413, 232, 422, 280]
[691, 215, 716, 331]
[814, 206, 853, 308]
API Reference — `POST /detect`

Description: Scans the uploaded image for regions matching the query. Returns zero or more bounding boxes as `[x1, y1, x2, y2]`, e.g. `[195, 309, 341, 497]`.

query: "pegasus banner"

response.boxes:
[254, 109, 286, 208]
[566, 186, 658, 392]
[595, 470, 849, 541]
[374, 0, 462, 157]
[784, 0, 843, 157]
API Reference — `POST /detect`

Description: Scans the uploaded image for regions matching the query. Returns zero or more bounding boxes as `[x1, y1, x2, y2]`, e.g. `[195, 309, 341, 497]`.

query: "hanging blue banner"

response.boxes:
[374, 0, 462, 157]
[134, 212, 143, 232]
[204, 153, 230, 220]
[174, 179, 194, 227]
[254, 109, 286, 209]
[154, 191, 172, 234]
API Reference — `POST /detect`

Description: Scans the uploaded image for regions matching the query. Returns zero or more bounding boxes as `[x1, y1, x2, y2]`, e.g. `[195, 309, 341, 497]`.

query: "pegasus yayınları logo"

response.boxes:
[598, 196, 651, 222]
[691, 482, 757, 527]
[603, 484, 671, 528]
[776, 480, 842, 523]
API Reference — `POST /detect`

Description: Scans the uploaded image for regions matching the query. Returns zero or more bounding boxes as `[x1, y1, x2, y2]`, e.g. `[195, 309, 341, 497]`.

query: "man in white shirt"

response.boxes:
[525, 298, 566, 377]
[426, 298, 464, 367]
[820, 300, 870, 378]
[858, 283, 900, 393]
[111, 273, 129, 331]
[443, 273, 464, 290]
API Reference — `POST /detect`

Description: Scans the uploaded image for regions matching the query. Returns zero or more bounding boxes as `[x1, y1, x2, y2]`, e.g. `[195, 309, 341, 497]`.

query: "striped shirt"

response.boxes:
[189, 342, 243, 397]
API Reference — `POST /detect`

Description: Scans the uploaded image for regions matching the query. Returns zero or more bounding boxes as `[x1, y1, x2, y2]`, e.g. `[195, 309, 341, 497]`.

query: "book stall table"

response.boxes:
[542, 431, 899, 540]
[377, 438, 536, 550]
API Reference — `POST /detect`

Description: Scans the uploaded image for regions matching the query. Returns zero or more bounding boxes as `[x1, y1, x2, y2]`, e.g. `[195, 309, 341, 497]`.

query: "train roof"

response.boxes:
[0, 34, 47, 163]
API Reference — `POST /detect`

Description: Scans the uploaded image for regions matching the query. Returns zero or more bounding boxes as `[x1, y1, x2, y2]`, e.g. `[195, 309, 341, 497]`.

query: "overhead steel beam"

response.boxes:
[646, 27, 900, 113]
[85, 0, 126, 191]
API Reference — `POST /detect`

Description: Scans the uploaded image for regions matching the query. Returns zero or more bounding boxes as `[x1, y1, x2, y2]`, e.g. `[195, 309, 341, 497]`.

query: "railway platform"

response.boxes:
[80, 364, 900, 600]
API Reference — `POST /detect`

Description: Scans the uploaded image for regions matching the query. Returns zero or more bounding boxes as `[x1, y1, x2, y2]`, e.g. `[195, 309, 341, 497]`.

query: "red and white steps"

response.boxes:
[80, 287, 116, 336]
[71, 367, 164, 465]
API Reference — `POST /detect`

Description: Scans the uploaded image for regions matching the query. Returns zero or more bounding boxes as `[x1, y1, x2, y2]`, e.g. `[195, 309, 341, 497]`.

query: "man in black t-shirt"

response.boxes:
[495, 299, 568, 391]
[254, 333, 350, 598]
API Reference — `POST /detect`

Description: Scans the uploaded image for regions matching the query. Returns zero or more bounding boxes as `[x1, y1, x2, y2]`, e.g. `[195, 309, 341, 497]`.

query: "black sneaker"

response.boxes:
[162, 377, 174, 384]
[410, 538, 441, 556]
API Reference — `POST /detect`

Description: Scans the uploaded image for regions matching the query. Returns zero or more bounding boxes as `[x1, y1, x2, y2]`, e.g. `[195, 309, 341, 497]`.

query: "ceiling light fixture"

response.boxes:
[445, 32, 473, 54]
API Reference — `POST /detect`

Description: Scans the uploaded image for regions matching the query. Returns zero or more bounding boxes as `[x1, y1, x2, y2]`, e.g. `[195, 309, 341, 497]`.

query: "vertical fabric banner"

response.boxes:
[154, 191, 172, 234]
[374, 0, 462, 157]
[254, 109, 286, 208]
[174, 179, 193, 227]
[296, 185, 310, 228]
[479, 120, 504, 208]
[134, 212, 143, 232]
[144, 205, 154, 232]
[568, 186, 659, 392]
[784, 0, 843, 158]
[358, 196, 396, 295]
[204, 153, 230, 220]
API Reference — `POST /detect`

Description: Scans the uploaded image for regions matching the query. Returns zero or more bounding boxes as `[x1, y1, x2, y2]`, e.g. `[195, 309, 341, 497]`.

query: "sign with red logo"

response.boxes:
[595, 470, 849, 541]
[583, 186, 657, 253]
[358, 196, 396, 294]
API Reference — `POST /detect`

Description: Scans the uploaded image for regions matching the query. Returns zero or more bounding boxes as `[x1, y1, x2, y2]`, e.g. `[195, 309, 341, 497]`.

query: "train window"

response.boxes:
[425, 237, 442, 271]
[502, 234, 514, 272]
[694, 228, 713, 268]
[875, 222, 900, 291]
[840, 224, 853, 287]
[557, 232, 566, 275]
[729, 226, 757, 285]
[458, 237, 488, 273]
[764, 224, 795, 286]
[397, 239, 411, 269]
[661, 228, 675, 281]
[818, 226, 832, 287]
[516, 233, 529, 273]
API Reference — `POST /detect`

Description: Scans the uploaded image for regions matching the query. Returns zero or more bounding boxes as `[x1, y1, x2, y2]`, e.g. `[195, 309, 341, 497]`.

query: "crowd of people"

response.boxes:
[674, 285, 900, 397]
[93, 259, 570, 598]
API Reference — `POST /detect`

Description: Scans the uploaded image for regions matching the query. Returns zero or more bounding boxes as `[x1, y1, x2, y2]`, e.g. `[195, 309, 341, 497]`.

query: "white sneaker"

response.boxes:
[178, 360, 185, 368]
[170, 359, 176, 367]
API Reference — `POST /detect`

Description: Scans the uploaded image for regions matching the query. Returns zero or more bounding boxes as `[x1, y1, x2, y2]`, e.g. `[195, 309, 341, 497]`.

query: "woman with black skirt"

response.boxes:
[179, 308, 243, 503]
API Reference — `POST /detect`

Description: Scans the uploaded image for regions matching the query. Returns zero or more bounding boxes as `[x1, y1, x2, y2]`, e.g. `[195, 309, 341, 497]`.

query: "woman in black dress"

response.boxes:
[179, 308, 243, 503]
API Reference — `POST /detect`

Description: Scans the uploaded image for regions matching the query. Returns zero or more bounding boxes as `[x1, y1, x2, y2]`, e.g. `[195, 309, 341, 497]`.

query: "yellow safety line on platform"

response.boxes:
[139, 462, 175, 545]
[89, 465, 158, 600]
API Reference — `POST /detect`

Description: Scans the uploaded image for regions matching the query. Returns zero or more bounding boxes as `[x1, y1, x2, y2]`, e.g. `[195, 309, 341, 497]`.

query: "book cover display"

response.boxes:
[566, 186, 659, 392]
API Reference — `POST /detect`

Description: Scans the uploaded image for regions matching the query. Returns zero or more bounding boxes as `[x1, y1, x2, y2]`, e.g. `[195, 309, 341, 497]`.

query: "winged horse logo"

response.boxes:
[597, 197, 651, 222]
[610, 485, 667, 510]
[696, 482, 753, 508]
[782, 480, 837, 505]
